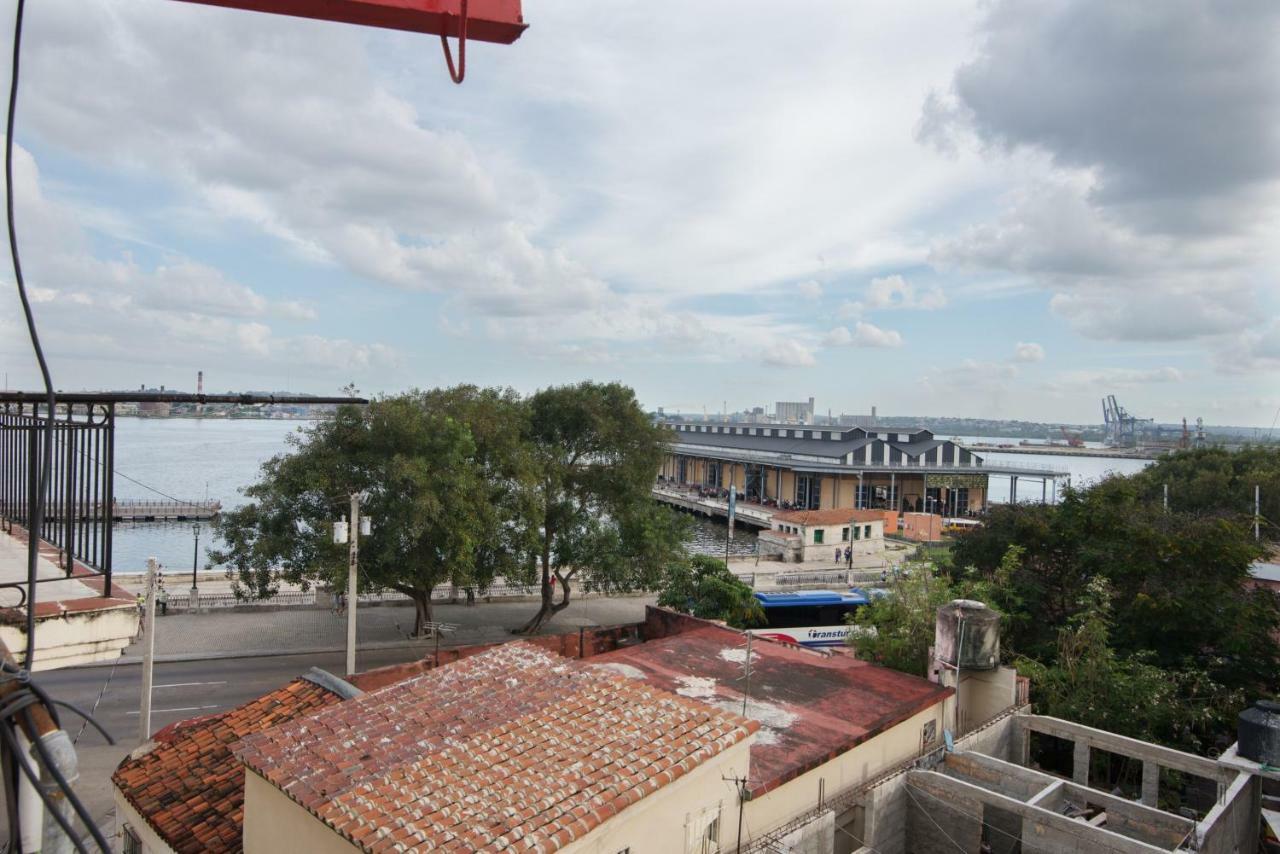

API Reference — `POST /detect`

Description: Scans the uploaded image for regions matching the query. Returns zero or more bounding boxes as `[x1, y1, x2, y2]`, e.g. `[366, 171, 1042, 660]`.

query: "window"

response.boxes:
[122, 826, 143, 854]
[864, 525, 872, 539]
[813, 528, 824, 544]
[921, 719, 938, 750]
[686, 807, 722, 854]
[842, 526, 850, 542]
[853, 526, 860, 540]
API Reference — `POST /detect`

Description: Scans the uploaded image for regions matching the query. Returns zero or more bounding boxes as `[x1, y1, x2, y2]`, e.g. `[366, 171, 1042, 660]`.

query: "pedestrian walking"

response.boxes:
[845, 546, 852, 568]
[157, 583, 169, 616]
[465, 586, 476, 606]
[834, 547, 841, 564]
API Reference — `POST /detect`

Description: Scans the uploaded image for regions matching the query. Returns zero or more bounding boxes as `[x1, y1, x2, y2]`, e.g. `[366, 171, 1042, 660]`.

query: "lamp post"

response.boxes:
[190, 522, 201, 611]
[334, 494, 372, 676]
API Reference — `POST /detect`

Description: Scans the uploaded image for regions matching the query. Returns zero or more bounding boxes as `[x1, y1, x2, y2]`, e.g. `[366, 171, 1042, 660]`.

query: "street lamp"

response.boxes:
[333, 494, 372, 676]
[190, 522, 201, 610]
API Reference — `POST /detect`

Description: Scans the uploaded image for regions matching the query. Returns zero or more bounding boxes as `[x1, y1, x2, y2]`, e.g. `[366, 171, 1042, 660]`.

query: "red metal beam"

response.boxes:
[170, 0, 527, 44]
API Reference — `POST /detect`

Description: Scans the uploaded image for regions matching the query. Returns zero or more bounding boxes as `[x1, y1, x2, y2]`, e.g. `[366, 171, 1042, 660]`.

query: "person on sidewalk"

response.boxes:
[845, 546, 852, 568]
[157, 583, 169, 616]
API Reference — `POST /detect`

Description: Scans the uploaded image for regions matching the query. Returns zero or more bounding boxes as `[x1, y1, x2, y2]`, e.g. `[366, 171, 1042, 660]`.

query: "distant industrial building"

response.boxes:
[775, 397, 816, 424]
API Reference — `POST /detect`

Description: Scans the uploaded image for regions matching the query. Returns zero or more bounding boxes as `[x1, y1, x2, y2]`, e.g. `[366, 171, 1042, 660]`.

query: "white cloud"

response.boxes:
[762, 340, 817, 368]
[796, 280, 823, 300]
[865, 275, 947, 311]
[1013, 342, 1045, 362]
[1043, 367, 1184, 393]
[824, 321, 903, 349]
[0, 142, 399, 384]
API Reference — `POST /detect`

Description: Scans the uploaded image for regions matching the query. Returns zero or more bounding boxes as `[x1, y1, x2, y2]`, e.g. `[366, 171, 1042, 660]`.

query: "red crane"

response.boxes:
[173, 0, 529, 81]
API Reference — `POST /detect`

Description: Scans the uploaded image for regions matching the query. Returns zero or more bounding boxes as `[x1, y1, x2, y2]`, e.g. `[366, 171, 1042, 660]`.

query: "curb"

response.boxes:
[75, 638, 472, 668]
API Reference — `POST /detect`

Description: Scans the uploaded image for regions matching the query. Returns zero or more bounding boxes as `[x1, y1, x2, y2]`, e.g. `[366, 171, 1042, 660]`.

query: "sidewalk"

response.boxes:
[111, 594, 656, 664]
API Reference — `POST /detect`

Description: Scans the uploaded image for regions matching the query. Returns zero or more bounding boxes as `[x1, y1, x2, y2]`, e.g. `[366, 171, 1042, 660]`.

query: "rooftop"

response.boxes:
[772, 508, 890, 526]
[589, 623, 952, 796]
[113, 673, 349, 853]
[235, 642, 757, 852]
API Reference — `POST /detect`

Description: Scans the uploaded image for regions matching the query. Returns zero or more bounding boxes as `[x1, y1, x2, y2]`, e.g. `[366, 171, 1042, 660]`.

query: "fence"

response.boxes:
[0, 401, 115, 586]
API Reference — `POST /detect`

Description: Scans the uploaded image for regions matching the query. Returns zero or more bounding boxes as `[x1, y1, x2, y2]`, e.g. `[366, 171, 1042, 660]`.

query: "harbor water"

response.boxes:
[106, 421, 1155, 574]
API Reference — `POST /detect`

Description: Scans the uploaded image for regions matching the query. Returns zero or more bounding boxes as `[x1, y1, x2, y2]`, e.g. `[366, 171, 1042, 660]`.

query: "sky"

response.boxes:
[0, 0, 1277, 426]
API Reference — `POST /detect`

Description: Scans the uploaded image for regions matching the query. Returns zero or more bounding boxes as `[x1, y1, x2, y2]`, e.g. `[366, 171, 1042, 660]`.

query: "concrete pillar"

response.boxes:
[1141, 761, 1159, 807]
[1011, 475, 1018, 504]
[1072, 740, 1090, 786]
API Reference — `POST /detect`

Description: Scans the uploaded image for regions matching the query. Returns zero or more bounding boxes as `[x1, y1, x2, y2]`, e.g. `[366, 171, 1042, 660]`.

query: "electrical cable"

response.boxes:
[6, 0, 56, 673]
[3, 4, 117, 849]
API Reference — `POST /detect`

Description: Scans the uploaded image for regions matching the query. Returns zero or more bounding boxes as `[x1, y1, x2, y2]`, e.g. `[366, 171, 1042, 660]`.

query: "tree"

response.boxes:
[848, 566, 960, 677]
[1129, 446, 1280, 542]
[211, 394, 498, 636]
[950, 470, 1280, 749]
[514, 381, 682, 634]
[657, 554, 765, 628]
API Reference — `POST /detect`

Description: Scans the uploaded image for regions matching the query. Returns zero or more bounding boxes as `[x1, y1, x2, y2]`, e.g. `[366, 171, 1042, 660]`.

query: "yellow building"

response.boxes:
[659, 421, 1063, 516]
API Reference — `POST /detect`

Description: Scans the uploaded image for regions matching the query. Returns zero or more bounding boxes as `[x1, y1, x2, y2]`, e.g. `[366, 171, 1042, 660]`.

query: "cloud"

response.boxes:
[1213, 318, 1280, 375]
[1042, 367, 1184, 393]
[921, 0, 1280, 368]
[0, 142, 399, 382]
[1013, 342, 1044, 363]
[919, 0, 1280, 233]
[824, 321, 903, 349]
[865, 275, 947, 311]
[796, 280, 823, 300]
[762, 340, 817, 369]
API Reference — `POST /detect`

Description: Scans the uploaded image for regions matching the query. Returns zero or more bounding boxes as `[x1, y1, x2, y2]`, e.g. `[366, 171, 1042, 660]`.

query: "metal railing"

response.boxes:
[0, 401, 115, 587]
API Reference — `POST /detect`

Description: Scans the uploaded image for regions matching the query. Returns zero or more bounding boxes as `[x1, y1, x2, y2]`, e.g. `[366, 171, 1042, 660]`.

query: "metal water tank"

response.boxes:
[1237, 700, 1280, 765]
[935, 599, 1001, 670]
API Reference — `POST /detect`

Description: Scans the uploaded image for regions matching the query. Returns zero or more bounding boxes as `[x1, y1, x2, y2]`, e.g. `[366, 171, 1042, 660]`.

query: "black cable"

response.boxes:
[6, 0, 56, 671]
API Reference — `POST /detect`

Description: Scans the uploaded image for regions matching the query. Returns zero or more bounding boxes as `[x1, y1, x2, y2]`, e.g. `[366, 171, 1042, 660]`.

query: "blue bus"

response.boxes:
[749, 589, 873, 648]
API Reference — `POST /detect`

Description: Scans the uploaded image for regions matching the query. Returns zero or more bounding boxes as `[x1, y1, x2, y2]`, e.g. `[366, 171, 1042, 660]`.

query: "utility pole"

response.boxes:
[1163, 483, 1168, 512]
[1255, 485, 1261, 541]
[347, 492, 360, 676]
[139, 557, 157, 745]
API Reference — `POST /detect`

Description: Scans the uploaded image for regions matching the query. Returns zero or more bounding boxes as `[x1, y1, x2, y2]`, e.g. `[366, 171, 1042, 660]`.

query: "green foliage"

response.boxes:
[947, 456, 1280, 751]
[849, 568, 960, 677]
[514, 381, 685, 633]
[1011, 579, 1240, 746]
[211, 394, 506, 635]
[657, 554, 765, 629]
[1130, 446, 1280, 540]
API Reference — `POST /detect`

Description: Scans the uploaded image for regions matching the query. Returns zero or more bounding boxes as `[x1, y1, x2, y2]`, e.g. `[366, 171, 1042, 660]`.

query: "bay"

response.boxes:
[106, 421, 1156, 574]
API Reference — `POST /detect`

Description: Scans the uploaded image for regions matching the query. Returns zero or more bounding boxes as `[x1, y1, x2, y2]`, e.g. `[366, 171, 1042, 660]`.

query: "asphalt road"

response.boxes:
[35, 647, 432, 838]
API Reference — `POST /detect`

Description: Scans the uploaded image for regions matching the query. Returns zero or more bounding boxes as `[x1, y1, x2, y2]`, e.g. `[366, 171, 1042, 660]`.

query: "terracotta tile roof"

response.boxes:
[591, 623, 953, 796]
[772, 508, 887, 526]
[236, 642, 757, 852]
[112, 677, 346, 853]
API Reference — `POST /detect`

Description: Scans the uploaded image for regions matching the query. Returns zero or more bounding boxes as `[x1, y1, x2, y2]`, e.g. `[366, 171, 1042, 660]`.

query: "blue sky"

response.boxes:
[1, 0, 1277, 426]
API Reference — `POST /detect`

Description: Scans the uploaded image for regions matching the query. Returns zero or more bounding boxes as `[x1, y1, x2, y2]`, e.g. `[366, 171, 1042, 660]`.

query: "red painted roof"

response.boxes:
[590, 624, 952, 796]
[772, 508, 887, 526]
[112, 677, 345, 853]
[236, 642, 757, 852]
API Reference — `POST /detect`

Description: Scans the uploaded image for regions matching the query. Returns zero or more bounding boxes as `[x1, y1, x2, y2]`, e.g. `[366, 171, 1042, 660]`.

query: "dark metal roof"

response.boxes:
[667, 428, 875, 458]
[0, 391, 366, 405]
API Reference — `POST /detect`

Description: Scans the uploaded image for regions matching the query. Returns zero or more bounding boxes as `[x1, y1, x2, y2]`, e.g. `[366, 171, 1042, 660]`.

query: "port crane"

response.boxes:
[1101, 394, 1154, 448]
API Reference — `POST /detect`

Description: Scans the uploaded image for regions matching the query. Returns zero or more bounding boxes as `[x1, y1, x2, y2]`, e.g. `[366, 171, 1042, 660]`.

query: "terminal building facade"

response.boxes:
[658, 421, 1059, 516]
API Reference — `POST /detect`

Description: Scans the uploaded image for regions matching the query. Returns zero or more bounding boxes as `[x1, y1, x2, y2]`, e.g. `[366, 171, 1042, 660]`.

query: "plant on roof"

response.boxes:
[656, 554, 765, 629]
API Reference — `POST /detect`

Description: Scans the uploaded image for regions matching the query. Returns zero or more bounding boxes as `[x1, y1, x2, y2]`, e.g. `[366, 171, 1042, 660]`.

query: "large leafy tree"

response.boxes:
[211, 394, 498, 636]
[514, 381, 684, 634]
[657, 554, 766, 629]
[949, 470, 1280, 750]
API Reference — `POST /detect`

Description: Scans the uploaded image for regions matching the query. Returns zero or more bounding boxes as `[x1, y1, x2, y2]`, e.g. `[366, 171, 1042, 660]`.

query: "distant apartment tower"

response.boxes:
[775, 397, 815, 424]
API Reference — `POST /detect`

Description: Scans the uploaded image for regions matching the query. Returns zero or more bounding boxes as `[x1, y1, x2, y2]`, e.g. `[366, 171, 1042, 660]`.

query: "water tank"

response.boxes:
[935, 599, 1001, 671]
[1237, 700, 1280, 765]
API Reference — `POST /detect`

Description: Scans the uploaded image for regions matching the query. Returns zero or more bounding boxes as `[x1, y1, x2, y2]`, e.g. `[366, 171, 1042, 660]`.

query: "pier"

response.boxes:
[22, 499, 224, 522]
[651, 486, 773, 528]
[963, 443, 1167, 460]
